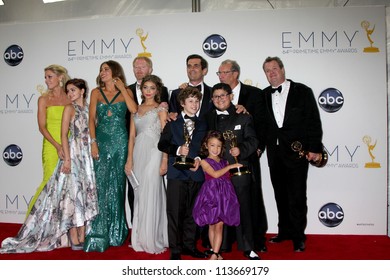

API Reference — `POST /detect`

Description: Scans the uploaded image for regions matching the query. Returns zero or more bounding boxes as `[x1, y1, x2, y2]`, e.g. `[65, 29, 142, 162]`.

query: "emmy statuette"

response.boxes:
[291, 141, 328, 168]
[173, 119, 195, 170]
[223, 130, 251, 176]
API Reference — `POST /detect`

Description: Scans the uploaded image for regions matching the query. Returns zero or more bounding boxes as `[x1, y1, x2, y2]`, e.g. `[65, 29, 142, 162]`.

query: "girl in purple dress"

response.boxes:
[193, 130, 241, 260]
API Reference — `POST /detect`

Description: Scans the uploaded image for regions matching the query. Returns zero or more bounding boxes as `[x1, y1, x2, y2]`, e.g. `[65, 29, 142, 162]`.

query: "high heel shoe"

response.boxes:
[210, 251, 223, 260]
[67, 232, 83, 251]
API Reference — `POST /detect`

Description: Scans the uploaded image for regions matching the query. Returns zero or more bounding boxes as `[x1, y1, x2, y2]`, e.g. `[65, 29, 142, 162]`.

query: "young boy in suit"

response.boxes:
[158, 86, 208, 260]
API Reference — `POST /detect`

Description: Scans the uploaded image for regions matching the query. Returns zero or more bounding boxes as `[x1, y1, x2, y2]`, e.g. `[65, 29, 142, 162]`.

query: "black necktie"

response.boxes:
[271, 85, 282, 93]
[184, 114, 196, 121]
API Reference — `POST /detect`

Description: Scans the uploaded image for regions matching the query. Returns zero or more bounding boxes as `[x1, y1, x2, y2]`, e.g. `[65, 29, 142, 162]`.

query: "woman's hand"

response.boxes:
[125, 160, 133, 176]
[159, 159, 168, 176]
[56, 144, 65, 160]
[61, 159, 71, 174]
[91, 142, 99, 160]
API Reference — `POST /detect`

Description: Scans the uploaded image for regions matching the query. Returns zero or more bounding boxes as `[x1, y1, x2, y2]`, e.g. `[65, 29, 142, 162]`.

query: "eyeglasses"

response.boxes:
[212, 93, 231, 100]
[216, 70, 235, 76]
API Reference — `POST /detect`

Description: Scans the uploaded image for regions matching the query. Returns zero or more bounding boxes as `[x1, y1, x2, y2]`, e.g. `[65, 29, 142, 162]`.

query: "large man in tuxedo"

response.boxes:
[169, 54, 213, 120]
[206, 82, 260, 260]
[125, 56, 169, 224]
[217, 59, 268, 252]
[260, 56, 324, 252]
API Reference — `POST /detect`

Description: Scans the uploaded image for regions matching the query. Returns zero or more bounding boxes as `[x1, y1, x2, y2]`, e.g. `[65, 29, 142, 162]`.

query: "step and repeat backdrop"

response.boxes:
[0, 7, 387, 235]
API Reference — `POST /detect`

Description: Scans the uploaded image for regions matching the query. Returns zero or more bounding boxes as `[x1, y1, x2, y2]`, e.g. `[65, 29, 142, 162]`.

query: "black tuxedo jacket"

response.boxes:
[237, 82, 263, 137]
[259, 79, 323, 167]
[169, 83, 214, 120]
[158, 114, 207, 182]
[206, 104, 259, 180]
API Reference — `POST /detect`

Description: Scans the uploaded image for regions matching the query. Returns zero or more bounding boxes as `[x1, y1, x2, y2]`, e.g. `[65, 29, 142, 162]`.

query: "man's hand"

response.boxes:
[235, 104, 248, 114]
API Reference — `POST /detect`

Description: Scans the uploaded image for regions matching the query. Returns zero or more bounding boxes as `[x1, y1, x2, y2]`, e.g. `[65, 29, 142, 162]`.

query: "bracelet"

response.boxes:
[91, 138, 97, 144]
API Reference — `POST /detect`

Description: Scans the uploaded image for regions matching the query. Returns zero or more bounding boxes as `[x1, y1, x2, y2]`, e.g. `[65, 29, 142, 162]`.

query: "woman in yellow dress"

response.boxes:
[26, 64, 71, 216]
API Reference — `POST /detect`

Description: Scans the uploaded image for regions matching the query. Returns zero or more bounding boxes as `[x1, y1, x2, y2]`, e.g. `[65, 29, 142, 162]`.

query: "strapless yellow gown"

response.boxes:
[26, 106, 64, 217]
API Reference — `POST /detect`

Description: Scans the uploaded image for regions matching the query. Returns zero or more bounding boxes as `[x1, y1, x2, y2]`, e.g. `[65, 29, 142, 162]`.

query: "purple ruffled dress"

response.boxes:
[193, 158, 240, 227]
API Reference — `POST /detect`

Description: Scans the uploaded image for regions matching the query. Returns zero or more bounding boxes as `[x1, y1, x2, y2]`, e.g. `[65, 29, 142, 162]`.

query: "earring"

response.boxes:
[59, 80, 64, 87]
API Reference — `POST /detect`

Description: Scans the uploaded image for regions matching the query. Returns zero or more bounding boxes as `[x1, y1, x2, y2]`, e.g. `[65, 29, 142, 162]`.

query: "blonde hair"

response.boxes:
[41, 64, 70, 96]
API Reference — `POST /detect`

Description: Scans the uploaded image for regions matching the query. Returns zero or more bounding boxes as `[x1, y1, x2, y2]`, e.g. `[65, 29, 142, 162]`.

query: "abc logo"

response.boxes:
[318, 88, 344, 113]
[202, 34, 227, 58]
[4, 44, 24, 66]
[318, 202, 344, 227]
[3, 144, 23, 166]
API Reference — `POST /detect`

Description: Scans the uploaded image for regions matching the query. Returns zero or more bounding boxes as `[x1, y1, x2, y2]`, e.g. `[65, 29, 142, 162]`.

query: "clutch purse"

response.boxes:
[126, 170, 140, 190]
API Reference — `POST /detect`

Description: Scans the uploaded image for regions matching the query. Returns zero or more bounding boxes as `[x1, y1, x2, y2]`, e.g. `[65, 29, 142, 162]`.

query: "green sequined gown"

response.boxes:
[84, 89, 128, 252]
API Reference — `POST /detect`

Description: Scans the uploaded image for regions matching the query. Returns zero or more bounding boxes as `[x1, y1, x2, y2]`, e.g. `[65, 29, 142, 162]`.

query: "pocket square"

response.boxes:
[234, 125, 241, 130]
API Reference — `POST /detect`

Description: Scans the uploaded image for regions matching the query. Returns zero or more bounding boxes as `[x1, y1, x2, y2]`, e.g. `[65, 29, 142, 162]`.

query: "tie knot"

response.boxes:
[184, 114, 196, 121]
[271, 85, 282, 93]
[216, 110, 229, 116]
[191, 84, 202, 92]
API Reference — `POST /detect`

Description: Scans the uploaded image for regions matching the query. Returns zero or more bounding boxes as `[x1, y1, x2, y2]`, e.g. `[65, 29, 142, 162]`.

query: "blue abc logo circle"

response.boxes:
[3, 144, 23, 166]
[318, 202, 344, 227]
[4, 44, 24, 66]
[318, 88, 344, 113]
[202, 34, 227, 58]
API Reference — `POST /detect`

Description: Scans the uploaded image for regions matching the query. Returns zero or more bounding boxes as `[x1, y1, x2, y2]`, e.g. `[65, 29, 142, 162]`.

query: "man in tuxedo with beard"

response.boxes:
[260, 56, 324, 252]
[217, 59, 268, 253]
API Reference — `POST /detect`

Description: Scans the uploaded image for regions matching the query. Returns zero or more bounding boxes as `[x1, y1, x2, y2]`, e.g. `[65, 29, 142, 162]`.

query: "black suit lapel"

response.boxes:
[238, 82, 248, 105]
[129, 83, 139, 105]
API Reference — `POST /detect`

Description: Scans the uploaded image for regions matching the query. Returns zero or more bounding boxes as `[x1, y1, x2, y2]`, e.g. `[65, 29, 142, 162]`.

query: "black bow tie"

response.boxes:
[184, 114, 196, 121]
[271, 85, 282, 93]
[191, 84, 202, 92]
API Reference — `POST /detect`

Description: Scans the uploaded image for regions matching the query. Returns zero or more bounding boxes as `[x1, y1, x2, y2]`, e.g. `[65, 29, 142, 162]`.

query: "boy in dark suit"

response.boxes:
[206, 82, 260, 260]
[158, 86, 208, 260]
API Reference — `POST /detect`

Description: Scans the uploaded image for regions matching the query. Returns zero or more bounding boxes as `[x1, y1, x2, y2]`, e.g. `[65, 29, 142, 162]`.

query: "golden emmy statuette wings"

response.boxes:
[361, 20, 379, 53]
[291, 141, 328, 168]
[136, 28, 152, 57]
[223, 130, 251, 176]
[363, 135, 381, 168]
[173, 119, 196, 170]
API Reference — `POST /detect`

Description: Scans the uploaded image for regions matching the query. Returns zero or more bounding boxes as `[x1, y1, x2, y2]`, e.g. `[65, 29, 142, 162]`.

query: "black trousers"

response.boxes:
[166, 179, 202, 253]
[250, 155, 268, 248]
[269, 149, 309, 243]
[221, 173, 255, 252]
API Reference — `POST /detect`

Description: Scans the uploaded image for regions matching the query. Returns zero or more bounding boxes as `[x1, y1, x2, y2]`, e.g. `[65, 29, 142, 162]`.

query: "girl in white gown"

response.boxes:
[125, 74, 168, 254]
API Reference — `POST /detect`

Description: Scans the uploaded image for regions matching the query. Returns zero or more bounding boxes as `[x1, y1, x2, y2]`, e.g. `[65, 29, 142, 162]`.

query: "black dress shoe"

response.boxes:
[244, 250, 261, 260]
[269, 235, 289, 243]
[170, 252, 181, 260]
[255, 244, 268, 253]
[293, 241, 305, 252]
[182, 248, 207, 258]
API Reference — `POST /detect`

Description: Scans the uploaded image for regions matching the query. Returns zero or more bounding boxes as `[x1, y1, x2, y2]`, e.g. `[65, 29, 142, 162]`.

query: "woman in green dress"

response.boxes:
[26, 64, 71, 217]
[84, 60, 137, 252]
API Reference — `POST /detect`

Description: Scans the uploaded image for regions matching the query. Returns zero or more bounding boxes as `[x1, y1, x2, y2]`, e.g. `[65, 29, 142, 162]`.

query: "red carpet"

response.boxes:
[0, 223, 389, 260]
